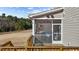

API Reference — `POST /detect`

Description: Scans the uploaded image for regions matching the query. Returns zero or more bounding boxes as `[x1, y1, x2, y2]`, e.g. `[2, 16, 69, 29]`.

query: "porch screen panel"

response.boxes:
[34, 20, 52, 45]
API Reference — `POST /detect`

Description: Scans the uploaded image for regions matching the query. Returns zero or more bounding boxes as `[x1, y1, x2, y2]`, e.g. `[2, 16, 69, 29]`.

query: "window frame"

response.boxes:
[52, 19, 63, 44]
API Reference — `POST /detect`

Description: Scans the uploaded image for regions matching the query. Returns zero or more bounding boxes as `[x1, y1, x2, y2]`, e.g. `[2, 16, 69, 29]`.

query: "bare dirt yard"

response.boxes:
[0, 30, 32, 47]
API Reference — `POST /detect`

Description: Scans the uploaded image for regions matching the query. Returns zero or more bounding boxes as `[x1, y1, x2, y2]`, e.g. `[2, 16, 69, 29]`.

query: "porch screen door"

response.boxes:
[52, 19, 62, 44]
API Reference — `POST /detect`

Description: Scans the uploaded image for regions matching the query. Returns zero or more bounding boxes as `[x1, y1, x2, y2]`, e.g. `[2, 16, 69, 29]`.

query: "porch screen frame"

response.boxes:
[52, 19, 63, 44]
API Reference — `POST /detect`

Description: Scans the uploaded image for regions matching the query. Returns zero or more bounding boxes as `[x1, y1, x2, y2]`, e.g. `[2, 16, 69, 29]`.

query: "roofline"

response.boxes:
[28, 7, 64, 18]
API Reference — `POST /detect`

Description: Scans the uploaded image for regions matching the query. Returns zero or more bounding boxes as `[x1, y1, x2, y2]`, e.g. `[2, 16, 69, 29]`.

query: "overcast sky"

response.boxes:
[0, 7, 50, 18]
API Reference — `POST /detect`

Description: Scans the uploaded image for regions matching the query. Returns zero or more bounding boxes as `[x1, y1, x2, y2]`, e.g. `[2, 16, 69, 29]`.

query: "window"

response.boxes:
[53, 25, 61, 33]
[53, 25, 61, 41]
[53, 20, 61, 41]
[53, 20, 61, 23]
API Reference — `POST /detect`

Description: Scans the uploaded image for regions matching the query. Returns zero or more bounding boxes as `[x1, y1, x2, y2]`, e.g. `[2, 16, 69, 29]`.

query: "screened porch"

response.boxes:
[32, 18, 62, 46]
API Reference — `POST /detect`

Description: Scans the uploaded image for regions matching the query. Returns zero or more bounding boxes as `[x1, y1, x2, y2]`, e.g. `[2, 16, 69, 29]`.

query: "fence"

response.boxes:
[26, 46, 79, 51]
[0, 47, 25, 51]
[0, 46, 79, 51]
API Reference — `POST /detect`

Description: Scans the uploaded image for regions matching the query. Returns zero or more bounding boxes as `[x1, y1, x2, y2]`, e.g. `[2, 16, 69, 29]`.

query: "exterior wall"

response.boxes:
[63, 7, 79, 46]
[53, 12, 63, 18]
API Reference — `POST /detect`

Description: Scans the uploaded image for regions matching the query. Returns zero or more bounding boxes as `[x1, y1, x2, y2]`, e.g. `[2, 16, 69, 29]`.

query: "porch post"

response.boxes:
[52, 23, 53, 44]
[32, 19, 35, 45]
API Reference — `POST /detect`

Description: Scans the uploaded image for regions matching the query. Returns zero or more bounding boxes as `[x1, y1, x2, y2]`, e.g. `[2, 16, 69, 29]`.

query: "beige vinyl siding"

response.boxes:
[63, 7, 79, 46]
[53, 12, 63, 18]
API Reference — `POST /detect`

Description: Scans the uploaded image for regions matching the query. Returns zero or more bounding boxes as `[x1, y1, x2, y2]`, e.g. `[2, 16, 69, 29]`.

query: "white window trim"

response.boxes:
[52, 19, 63, 44]
[33, 18, 63, 20]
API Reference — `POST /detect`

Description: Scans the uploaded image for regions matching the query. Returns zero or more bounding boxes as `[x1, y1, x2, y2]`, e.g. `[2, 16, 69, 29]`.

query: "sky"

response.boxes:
[0, 7, 50, 18]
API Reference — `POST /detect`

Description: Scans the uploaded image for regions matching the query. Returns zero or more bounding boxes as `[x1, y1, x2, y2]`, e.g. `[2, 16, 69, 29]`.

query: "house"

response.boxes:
[29, 7, 79, 47]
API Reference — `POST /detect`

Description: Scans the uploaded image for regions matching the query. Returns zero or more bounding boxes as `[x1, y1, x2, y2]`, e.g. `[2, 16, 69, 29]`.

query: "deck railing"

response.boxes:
[63, 46, 79, 51]
[0, 47, 25, 51]
[27, 46, 62, 51]
[0, 46, 79, 51]
[26, 46, 79, 51]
